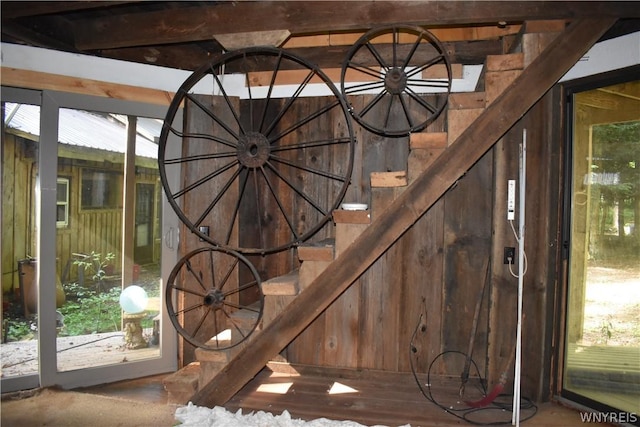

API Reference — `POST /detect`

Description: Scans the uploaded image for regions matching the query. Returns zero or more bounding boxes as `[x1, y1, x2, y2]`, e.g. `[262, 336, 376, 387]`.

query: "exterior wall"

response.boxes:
[1, 132, 161, 294]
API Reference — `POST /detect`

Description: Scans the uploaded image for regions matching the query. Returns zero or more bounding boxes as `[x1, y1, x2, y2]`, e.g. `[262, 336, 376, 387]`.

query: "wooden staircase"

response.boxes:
[164, 170, 412, 403]
[162, 18, 615, 407]
[163, 207, 374, 404]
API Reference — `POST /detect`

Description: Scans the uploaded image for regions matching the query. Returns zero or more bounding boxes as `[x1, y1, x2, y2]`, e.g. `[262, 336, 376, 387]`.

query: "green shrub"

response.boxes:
[4, 318, 33, 341]
[58, 286, 121, 336]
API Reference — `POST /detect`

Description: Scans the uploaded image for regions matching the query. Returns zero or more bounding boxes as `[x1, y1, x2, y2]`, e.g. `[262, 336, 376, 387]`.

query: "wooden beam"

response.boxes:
[72, 1, 635, 51]
[247, 64, 461, 87]
[98, 39, 502, 71]
[0, 1, 133, 19]
[214, 30, 291, 50]
[282, 24, 523, 49]
[190, 17, 616, 407]
[1, 20, 79, 53]
[0, 67, 174, 106]
[98, 43, 220, 72]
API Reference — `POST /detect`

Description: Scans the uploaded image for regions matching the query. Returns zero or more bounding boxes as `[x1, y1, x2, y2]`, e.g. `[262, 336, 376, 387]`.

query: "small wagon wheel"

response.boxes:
[341, 25, 452, 136]
[159, 47, 355, 254]
[165, 246, 263, 350]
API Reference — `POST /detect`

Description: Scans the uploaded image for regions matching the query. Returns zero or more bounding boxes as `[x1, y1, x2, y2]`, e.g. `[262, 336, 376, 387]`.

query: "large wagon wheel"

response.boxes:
[159, 47, 355, 254]
[341, 25, 452, 136]
[166, 246, 263, 350]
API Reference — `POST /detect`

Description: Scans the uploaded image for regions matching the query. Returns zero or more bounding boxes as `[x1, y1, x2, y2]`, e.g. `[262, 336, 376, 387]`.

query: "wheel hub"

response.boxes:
[384, 68, 407, 95]
[203, 289, 224, 309]
[237, 132, 270, 167]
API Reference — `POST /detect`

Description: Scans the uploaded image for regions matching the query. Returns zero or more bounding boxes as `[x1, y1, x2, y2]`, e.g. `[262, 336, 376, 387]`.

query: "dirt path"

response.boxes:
[582, 263, 640, 346]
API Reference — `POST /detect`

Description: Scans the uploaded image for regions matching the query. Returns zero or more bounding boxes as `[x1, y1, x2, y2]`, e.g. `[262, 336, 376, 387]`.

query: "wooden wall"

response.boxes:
[1, 132, 161, 294]
[180, 86, 562, 401]
[56, 160, 160, 284]
[1, 133, 35, 293]
[57, 158, 121, 282]
[278, 96, 496, 377]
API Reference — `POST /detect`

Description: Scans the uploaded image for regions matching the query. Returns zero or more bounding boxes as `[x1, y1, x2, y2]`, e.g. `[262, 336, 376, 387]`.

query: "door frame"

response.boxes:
[134, 182, 157, 265]
[1, 86, 180, 391]
[558, 64, 640, 415]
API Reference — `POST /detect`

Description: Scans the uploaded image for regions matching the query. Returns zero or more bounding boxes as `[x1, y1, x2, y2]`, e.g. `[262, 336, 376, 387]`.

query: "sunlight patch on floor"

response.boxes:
[257, 382, 293, 394]
[329, 382, 358, 395]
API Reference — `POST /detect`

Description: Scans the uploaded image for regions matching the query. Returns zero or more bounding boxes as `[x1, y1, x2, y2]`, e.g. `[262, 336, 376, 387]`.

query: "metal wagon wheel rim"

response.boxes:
[341, 25, 452, 137]
[159, 47, 355, 254]
[165, 246, 263, 350]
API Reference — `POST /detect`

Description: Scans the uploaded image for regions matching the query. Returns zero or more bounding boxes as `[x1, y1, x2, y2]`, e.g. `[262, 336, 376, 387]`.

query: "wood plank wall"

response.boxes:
[1, 134, 160, 292]
[181, 88, 560, 402]
[178, 94, 243, 365]
[1, 134, 34, 293]
[178, 21, 565, 398]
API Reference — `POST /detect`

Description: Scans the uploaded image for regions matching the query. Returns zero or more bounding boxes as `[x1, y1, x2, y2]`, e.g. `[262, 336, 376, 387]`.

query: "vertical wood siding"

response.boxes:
[181, 88, 558, 400]
[2, 136, 160, 290]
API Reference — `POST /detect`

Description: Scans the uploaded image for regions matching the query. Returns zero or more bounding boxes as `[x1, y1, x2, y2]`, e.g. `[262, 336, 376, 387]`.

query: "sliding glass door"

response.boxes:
[1, 88, 178, 391]
[563, 73, 639, 417]
[1, 88, 42, 390]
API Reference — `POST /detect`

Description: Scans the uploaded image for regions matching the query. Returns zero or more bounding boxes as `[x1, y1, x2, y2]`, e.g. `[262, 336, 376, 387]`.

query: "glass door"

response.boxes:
[1, 88, 42, 391]
[55, 107, 164, 372]
[1, 88, 178, 391]
[563, 76, 640, 417]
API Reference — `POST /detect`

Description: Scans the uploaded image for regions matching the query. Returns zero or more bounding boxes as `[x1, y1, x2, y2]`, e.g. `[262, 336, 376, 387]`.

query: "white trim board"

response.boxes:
[560, 31, 639, 82]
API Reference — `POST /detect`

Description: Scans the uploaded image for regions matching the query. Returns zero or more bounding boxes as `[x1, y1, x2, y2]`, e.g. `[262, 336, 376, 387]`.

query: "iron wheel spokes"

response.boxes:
[341, 25, 452, 137]
[165, 246, 263, 350]
[159, 46, 355, 254]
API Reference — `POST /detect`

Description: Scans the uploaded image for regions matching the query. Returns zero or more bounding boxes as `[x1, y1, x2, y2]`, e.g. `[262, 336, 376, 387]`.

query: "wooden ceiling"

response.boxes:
[2, 1, 639, 72]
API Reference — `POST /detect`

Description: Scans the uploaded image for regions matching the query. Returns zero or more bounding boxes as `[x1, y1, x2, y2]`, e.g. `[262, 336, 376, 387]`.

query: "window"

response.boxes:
[56, 178, 69, 228]
[81, 170, 123, 209]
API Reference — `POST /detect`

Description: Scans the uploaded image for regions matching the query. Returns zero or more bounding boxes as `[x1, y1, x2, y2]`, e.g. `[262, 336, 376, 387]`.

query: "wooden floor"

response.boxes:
[79, 365, 595, 426]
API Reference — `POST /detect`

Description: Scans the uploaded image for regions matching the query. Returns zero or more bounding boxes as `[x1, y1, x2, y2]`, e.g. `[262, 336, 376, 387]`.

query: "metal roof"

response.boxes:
[4, 102, 159, 160]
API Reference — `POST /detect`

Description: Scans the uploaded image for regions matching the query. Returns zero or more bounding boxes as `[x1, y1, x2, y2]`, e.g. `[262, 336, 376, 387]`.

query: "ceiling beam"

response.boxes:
[578, 87, 640, 111]
[599, 81, 640, 101]
[96, 38, 504, 72]
[282, 24, 524, 49]
[0, 1, 136, 19]
[71, 1, 637, 51]
[189, 16, 617, 407]
[1, 19, 79, 53]
[96, 43, 220, 71]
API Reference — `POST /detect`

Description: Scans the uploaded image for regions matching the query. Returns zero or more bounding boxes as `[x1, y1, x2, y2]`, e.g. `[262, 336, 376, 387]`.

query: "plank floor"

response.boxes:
[223, 365, 591, 426]
[77, 366, 599, 426]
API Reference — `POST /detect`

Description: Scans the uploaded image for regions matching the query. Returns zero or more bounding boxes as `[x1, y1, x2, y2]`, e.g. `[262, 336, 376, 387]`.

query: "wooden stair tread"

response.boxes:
[332, 209, 370, 224]
[409, 132, 448, 149]
[162, 361, 200, 390]
[297, 238, 335, 262]
[262, 269, 300, 296]
[370, 170, 408, 188]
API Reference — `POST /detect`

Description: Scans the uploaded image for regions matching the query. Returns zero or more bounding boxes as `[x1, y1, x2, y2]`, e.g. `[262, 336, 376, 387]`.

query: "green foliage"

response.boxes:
[58, 251, 122, 335]
[4, 318, 33, 341]
[74, 251, 116, 282]
[592, 121, 639, 199]
[63, 281, 95, 299]
[58, 286, 122, 336]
